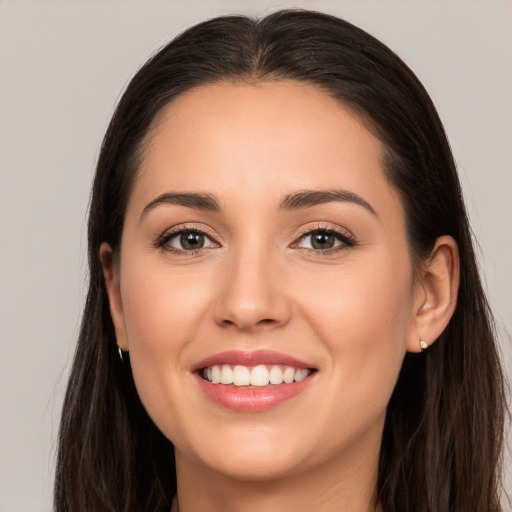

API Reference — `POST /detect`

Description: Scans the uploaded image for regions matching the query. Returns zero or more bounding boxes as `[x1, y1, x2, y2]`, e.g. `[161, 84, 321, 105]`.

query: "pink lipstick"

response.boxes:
[193, 350, 317, 412]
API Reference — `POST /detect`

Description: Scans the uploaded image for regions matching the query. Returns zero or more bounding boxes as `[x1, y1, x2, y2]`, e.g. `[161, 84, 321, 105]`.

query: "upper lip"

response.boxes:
[191, 350, 315, 372]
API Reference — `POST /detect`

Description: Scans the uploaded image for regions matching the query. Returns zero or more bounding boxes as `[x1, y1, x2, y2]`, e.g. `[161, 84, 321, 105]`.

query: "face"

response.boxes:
[105, 82, 423, 482]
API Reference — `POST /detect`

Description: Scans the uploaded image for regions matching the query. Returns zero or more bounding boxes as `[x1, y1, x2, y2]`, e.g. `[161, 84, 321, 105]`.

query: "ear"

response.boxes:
[100, 242, 128, 352]
[407, 235, 460, 353]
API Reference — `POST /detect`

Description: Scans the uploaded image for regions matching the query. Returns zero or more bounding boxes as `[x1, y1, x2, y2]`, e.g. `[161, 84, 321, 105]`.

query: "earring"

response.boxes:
[118, 346, 124, 362]
[420, 339, 428, 351]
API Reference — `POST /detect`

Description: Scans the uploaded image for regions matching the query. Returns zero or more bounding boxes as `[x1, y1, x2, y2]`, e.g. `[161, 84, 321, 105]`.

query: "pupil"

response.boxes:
[181, 232, 204, 250]
[311, 231, 334, 249]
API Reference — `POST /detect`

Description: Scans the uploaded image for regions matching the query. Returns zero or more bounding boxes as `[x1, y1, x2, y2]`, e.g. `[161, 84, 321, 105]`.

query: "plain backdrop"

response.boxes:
[0, 1, 510, 510]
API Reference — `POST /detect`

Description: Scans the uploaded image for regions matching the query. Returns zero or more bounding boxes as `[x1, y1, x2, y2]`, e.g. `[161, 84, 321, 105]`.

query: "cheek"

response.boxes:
[118, 259, 211, 431]
[301, 253, 413, 340]
[121, 260, 209, 350]
[296, 254, 413, 421]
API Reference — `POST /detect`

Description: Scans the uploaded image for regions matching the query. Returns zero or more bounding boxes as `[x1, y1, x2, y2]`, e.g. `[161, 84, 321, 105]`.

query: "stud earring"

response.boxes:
[118, 346, 124, 362]
[420, 339, 428, 351]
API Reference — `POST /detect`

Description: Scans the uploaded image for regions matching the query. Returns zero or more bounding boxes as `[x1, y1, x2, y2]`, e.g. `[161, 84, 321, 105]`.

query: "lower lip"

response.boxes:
[195, 373, 315, 412]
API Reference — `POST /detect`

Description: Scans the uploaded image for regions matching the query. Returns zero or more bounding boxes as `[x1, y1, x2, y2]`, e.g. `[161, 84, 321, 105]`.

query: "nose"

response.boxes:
[212, 246, 292, 333]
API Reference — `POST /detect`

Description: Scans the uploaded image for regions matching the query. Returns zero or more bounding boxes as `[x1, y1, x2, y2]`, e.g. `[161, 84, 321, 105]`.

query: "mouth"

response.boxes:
[193, 350, 317, 411]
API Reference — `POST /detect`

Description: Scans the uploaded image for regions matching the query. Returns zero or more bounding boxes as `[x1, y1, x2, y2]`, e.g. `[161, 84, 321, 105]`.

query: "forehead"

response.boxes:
[131, 81, 400, 219]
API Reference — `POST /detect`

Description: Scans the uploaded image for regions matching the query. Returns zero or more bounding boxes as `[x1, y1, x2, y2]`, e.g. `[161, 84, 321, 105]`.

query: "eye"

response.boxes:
[296, 228, 355, 252]
[157, 228, 218, 252]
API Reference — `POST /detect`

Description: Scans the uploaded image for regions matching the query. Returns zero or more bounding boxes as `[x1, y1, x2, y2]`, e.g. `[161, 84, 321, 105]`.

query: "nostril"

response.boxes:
[221, 317, 276, 328]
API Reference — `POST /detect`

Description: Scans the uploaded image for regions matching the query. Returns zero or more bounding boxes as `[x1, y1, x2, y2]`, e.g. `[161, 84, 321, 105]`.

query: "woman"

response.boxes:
[54, 9, 506, 512]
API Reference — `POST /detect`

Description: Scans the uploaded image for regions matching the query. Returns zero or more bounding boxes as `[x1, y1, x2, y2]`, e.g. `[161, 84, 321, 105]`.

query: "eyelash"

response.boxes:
[294, 224, 356, 255]
[154, 224, 356, 256]
[154, 224, 218, 255]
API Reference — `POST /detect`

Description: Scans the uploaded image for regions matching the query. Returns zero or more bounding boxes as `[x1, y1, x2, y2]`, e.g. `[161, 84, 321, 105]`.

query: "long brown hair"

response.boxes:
[54, 10, 506, 511]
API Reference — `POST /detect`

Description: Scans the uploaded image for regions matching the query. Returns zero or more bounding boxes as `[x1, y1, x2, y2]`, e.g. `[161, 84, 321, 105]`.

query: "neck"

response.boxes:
[173, 426, 383, 512]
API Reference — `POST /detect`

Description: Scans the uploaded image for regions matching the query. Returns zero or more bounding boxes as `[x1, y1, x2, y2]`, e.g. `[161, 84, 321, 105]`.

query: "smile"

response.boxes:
[193, 350, 317, 411]
[202, 364, 311, 386]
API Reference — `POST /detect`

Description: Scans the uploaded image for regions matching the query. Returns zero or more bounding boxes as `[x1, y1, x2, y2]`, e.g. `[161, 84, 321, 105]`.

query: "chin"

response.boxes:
[172, 419, 316, 482]
[201, 446, 309, 482]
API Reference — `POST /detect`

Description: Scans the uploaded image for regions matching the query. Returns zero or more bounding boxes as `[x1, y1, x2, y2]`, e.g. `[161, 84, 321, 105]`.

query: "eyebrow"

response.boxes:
[140, 188, 377, 220]
[140, 192, 221, 220]
[279, 189, 377, 216]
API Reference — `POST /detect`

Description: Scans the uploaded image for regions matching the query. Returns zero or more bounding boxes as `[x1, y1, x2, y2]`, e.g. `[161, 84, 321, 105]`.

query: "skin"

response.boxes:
[101, 82, 459, 512]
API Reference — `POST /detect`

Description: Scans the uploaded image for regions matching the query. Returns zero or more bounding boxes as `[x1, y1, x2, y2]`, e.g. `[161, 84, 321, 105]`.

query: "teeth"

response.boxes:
[233, 365, 250, 386]
[202, 364, 312, 386]
[294, 368, 309, 382]
[269, 365, 284, 384]
[283, 366, 295, 383]
[250, 365, 269, 386]
[211, 365, 221, 384]
[220, 365, 233, 384]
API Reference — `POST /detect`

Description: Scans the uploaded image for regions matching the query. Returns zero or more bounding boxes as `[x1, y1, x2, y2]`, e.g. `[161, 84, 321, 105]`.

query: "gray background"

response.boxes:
[1, 1, 510, 510]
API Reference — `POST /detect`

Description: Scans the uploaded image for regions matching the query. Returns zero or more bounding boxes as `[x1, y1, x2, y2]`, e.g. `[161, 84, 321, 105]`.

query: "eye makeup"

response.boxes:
[152, 222, 357, 257]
